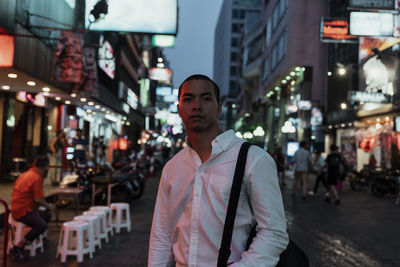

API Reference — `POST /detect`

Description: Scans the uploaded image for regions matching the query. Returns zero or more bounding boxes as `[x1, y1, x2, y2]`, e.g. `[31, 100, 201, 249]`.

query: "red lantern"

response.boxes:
[360, 137, 376, 152]
[119, 137, 128, 150]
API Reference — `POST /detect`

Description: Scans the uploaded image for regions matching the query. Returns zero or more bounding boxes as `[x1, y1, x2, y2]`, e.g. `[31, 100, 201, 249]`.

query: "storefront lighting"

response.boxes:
[105, 114, 118, 122]
[290, 96, 294, 100]
[290, 71, 295, 76]
[65, 100, 71, 105]
[301, 67, 305, 71]
[88, 101, 94, 106]
[244, 112, 251, 117]
[274, 86, 280, 91]
[348, 123, 352, 126]
[8, 73, 17, 78]
[290, 87, 295, 92]
[27, 81, 36, 86]
[281, 121, 296, 133]
[338, 67, 346, 76]
[341, 123, 345, 127]
[158, 57, 163, 62]
[71, 93, 77, 97]
[281, 80, 287, 84]
[243, 132, 253, 139]
[126, 122, 131, 126]
[285, 75, 291, 80]
[42, 87, 50, 92]
[43, 92, 49, 96]
[95, 105, 100, 109]
[253, 126, 265, 137]
[327, 71, 332, 76]
[47, 125, 52, 130]
[328, 125, 333, 129]
[92, 111, 96, 114]
[2, 85, 10, 90]
[376, 118, 380, 122]
[123, 116, 127, 120]
[385, 116, 390, 121]
[376, 123, 381, 129]
[235, 132, 243, 138]
[291, 81, 296, 86]
[340, 103, 347, 110]
[106, 110, 110, 114]
[335, 125, 339, 128]
[69, 115, 75, 120]
[157, 62, 165, 68]
[55, 96, 61, 101]
[101, 108, 106, 112]
[86, 109, 92, 113]
[232, 104, 237, 108]
[80, 97, 87, 102]
[311, 135, 316, 139]
[295, 66, 301, 71]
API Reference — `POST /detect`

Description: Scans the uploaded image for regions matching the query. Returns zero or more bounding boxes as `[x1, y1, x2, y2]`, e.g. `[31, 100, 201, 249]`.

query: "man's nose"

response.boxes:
[192, 97, 202, 109]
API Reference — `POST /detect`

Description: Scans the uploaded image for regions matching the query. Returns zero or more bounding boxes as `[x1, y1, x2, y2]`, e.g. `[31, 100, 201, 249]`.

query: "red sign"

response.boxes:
[0, 28, 14, 67]
[321, 18, 358, 43]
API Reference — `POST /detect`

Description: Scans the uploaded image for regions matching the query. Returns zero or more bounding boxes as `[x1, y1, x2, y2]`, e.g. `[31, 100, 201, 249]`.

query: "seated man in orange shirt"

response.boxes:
[10, 155, 55, 259]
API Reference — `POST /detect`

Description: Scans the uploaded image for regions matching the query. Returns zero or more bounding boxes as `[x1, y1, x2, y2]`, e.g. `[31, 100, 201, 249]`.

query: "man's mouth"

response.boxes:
[190, 115, 204, 120]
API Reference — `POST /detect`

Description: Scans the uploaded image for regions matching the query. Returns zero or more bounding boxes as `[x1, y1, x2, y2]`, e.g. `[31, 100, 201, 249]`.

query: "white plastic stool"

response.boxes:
[89, 206, 114, 237]
[73, 215, 100, 253]
[56, 221, 93, 263]
[110, 203, 131, 233]
[83, 210, 109, 243]
[7, 215, 44, 257]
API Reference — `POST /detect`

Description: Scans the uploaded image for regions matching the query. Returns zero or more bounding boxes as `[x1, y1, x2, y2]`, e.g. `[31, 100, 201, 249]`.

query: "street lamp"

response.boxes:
[340, 102, 347, 110]
[338, 67, 346, 76]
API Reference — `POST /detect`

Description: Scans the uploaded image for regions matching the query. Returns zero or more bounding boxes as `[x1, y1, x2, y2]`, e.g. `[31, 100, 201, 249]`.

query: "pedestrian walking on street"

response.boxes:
[48, 130, 66, 185]
[325, 144, 343, 204]
[148, 74, 288, 266]
[274, 147, 286, 187]
[291, 141, 312, 199]
[312, 151, 329, 196]
[10, 155, 55, 260]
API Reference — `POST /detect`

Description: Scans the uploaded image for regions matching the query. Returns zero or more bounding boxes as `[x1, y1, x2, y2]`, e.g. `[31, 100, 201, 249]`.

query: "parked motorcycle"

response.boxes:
[370, 169, 400, 198]
[348, 166, 376, 191]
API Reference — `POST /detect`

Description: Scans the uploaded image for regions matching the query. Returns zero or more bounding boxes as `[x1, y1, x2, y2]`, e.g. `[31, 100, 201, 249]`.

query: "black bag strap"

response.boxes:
[217, 142, 251, 267]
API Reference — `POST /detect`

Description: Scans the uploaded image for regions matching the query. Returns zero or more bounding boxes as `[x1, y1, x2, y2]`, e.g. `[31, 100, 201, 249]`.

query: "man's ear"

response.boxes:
[177, 103, 182, 118]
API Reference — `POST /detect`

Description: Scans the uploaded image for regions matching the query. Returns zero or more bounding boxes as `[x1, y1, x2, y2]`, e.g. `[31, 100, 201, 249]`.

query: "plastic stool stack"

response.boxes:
[89, 206, 114, 238]
[73, 215, 100, 253]
[56, 221, 93, 263]
[83, 210, 109, 243]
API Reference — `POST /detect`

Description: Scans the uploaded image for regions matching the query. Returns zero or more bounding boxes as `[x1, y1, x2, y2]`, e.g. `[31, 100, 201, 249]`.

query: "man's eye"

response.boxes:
[204, 97, 212, 101]
[183, 98, 192, 102]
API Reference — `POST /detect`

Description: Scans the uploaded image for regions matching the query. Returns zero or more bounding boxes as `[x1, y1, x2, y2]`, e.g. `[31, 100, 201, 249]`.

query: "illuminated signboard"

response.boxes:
[98, 36, 115, 79]
[139, 78, 149, 106]
[127, 89, 138, 110]
[320, 18, 358, 43]
[152, 35, 176, 47]
[350, 12, 394, 36]
[149, 68, 172, 82]
[297, 100, 312, 110]
[0, 27, 14, 67]
[156, 86, 172, 96]
[349, 0, 395, 9]
[348, 91, 391, 103]
[16, 92, 46, 107]
[85, 0, 178, 35]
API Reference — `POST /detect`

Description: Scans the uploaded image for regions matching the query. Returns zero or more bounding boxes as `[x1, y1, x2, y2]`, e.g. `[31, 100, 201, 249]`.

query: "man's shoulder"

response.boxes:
[162, 148, 187, 171]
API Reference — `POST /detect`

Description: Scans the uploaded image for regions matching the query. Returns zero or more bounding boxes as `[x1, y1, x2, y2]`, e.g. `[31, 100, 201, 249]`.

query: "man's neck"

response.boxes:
[187, 128, 223, 163]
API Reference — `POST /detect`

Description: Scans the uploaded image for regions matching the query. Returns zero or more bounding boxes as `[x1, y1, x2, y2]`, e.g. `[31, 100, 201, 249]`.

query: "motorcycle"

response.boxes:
[348, 166, 376, 191]
[370, 169, 400, 198]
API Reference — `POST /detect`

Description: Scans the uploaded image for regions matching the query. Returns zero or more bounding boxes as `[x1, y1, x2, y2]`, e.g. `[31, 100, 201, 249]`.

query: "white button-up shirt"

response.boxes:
[293, 147, 311, 172]
[148, 130, 288, 267]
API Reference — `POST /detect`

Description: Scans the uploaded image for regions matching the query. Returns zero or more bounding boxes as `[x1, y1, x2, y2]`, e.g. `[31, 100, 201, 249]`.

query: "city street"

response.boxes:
[1, 170, 399, 266]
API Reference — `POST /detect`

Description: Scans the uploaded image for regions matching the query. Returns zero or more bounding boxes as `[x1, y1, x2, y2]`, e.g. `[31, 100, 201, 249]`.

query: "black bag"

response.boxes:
[217, 142, 309, 267]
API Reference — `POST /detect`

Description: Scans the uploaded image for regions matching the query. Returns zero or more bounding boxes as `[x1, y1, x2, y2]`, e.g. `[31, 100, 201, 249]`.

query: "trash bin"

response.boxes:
[10, 158, 27, 180]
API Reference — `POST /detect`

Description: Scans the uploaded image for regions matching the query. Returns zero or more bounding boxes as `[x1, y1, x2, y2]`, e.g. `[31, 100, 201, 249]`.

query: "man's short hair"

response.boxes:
[34, 155, 49, 168]
[299, 141, 307, 148]
[330, 144, 338, 151]
[178, 74, 220, 103]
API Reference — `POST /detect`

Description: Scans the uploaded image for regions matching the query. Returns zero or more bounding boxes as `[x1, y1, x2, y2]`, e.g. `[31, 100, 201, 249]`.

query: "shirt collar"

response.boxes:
[30, 166, 43, 177]
[185, 130, 237, 151]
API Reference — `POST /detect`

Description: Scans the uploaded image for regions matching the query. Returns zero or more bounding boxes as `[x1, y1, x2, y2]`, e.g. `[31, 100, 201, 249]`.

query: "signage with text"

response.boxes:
[348, 91, 391, 103]
[350, 12, 394, 36]
[320, 18, 358, 43]
[349, 0, 395, 9]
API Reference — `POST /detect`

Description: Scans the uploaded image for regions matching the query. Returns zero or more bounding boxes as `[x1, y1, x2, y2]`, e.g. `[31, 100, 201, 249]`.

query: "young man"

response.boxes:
[148, 74, 288, 267]
[10, 155, 55, 259]
[291, 141, 312, 199]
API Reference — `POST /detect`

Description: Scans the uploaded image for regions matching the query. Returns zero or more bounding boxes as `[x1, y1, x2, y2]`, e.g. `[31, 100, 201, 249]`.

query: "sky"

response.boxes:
[164, 0, 224, 88]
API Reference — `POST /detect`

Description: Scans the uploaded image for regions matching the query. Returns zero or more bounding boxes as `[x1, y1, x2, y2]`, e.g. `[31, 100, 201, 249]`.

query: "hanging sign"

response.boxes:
[360, 136, 376, 152]
[348, 91, 391, 103]
[320, 18, 358, 43]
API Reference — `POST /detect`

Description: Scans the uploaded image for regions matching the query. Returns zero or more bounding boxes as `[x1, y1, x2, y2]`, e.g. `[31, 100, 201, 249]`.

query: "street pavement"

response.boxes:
[1, 170, 400, 266]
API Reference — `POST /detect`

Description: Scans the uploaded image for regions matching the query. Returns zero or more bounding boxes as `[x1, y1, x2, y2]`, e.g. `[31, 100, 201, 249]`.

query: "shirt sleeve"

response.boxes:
[148, 170, 174, 267]
[232, 147, 289, 267]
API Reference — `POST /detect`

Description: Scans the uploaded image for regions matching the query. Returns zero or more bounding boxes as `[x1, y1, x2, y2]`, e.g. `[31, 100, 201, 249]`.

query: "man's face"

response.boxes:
[178, 79, 221, 132]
